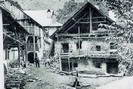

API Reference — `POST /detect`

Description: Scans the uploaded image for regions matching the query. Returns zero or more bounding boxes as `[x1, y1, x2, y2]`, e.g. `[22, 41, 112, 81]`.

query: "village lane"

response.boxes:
[24, 64, 74, 89]
[23, 63, 122, 89]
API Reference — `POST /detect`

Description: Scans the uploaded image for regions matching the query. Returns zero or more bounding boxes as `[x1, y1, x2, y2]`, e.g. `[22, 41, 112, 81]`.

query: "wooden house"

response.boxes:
[1, 6, 28, 67]
[51, 2, 120, 74]
[25, 9, 62, 58]
[1, 0, 44, 65]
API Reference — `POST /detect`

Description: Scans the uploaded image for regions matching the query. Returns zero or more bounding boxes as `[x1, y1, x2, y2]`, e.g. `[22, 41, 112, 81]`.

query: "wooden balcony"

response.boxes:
[60, 50, 118, 58]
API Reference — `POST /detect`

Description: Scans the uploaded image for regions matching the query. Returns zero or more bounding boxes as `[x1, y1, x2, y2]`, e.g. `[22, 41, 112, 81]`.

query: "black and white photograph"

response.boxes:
[1, 0, 133, 89]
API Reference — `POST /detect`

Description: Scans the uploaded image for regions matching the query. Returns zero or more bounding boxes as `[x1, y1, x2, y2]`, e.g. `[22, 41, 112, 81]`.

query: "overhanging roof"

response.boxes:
[50, 2, 114, 39]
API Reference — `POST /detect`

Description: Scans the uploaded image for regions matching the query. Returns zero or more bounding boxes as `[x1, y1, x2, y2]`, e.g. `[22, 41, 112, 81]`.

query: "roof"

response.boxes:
[50, 2, 114, 39]
[24, 10, 62, 27]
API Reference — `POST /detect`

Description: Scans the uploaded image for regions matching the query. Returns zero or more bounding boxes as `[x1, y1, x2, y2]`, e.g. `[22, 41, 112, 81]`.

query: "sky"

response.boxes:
[14, 0, 116, 21]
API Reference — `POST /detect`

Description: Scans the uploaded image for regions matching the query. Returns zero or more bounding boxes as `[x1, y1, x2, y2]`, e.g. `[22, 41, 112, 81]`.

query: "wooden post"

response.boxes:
[89, 8, 92, 32]
[0, 8, 5, 89]
[25, 36, 28, 66]
[78, 26, 80, 55]
[68, 57, 71, 72]
[78, 26, 80, 71]
[33, 25, 36, 61]
[18, 43, 21, 67]
[57, 35, 62, 71]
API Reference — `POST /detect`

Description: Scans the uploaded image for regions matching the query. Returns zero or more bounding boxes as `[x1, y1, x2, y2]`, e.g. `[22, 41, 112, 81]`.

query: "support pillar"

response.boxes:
[101, 63, 107, 73]
[0, 9, 5, 89]
[33, 34, 36, 61]
[68, 57, 71, 72]
[18, 43, 21, 67]
[89, 8, 92, 32]
[59, 57, 62, 71]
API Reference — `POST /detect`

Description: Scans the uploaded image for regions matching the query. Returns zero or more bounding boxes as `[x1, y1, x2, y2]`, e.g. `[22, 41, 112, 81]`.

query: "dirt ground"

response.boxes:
[24, 64, 122, 89]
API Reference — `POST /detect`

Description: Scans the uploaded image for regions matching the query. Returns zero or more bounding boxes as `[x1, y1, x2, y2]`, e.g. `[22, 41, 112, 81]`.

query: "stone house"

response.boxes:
[51, 2, 120, 74]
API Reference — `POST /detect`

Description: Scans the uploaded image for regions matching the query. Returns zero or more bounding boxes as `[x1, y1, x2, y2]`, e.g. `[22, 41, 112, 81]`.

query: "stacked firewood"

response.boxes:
[5, 68, 27, 89]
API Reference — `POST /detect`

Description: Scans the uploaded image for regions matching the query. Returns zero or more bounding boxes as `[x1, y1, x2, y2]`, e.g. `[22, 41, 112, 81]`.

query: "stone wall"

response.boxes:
[54, 39, 110, 55]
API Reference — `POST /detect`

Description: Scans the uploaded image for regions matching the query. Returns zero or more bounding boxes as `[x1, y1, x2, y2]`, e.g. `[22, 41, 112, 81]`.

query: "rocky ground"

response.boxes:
[23, 64, 122, 89]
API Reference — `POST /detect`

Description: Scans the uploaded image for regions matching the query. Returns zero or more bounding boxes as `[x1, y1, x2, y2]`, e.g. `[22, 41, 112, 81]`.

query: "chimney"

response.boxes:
[47, 9, 52, 18]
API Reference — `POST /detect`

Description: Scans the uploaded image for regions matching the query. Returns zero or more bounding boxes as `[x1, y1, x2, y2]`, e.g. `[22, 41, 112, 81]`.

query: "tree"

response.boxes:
[56, 0, 108, 23]
[6, 0, 22, 9]
[93, 0, 133, 75]
[56, 0, 78, 23]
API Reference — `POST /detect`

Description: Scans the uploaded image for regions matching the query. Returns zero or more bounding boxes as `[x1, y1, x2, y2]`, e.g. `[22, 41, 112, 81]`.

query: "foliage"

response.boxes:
[6, 0, 22, 9]
[98, 0, 133, 75]
[56, 0, 108, 23]
[56, 0, 78, 23]
[98, 22, 133, 75]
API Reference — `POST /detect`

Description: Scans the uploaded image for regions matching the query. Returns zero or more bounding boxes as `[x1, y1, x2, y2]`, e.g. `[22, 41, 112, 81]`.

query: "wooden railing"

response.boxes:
[60, 50, 118, 58]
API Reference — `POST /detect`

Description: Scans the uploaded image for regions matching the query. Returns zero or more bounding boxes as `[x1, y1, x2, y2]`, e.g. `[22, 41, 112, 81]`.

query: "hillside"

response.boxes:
[13, 0, 70, 11]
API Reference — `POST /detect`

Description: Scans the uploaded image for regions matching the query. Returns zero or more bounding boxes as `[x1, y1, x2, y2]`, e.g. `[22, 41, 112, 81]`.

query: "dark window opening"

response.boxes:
[80, 24, 90, 33]
[110, 42, 117, 49]
[76, 41, 82, 49]
[62, 43, 69, 53]
[107, 61, 118, 74]
[96, 45, 101, 51]
[92, 23, 99, 31]
[90, 35, 95, 37]
[61, 58, 78, 71]
[93, 62, 101, 68]
[74, 62, 78, 67]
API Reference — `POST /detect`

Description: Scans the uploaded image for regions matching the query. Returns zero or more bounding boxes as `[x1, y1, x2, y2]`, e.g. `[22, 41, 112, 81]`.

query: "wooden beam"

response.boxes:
[80, 17, 106, 20]
[79, 21, 107, 24]
[0, 8, 4, 89]
[78, 26, 80, 55]
[89, 8, 92, 32]
[3, 32, 24, 45]
[57, 33, 89, 37]
[64, 13, 88, 33]
[68, 57, 71, 72]
[18, 43, 21, 67]
[3, 23, 10, 26]
[33, 26, 36, 60]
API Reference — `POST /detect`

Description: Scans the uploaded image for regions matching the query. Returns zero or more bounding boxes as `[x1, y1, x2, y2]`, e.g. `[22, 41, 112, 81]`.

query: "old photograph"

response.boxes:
[1, 0, 133, 89]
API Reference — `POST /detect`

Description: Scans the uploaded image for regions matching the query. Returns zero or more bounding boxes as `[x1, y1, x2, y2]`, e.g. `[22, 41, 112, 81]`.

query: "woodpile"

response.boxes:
[5, 68, 27, 89]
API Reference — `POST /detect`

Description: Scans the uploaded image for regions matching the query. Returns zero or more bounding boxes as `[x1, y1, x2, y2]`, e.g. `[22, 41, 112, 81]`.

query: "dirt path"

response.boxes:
[24, 64, 122, 89]
[24, 65, 74, 89]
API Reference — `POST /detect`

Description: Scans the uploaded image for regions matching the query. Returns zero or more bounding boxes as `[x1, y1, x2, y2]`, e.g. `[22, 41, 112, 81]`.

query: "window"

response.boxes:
[76, 41, 82, 49]
[96, 45, 101, 51]
[90, 35, 95, 37]
[110, 42, 117, 49]
[62, 43, 69, 53]
[93, 62, 101, 68]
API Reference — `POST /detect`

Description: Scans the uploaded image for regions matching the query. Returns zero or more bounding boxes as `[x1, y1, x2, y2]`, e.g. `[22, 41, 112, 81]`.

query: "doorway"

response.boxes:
[28, 52, 37, 63]
[107, 61, 118, 74]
